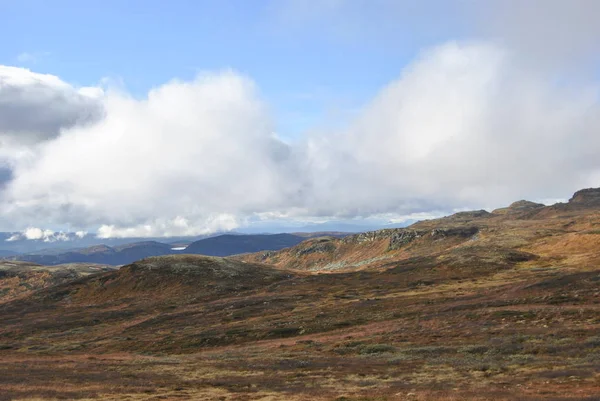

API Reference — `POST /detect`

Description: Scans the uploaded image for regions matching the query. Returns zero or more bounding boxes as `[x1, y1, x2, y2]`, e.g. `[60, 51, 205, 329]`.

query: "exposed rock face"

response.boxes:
[341, 226, 479, 251]
[388, 230, 423, 250]
[568, 188, 600, 207]
[342, 228, 418, 245]
[259, 250, 277, 261]
[295, 238, 337, 256]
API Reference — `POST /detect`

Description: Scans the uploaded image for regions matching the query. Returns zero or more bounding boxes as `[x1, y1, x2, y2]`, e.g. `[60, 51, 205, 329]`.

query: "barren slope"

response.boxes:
[239, 189, 600, 275]
[1, 189, 600, 400]
[0, 261, 116, 303]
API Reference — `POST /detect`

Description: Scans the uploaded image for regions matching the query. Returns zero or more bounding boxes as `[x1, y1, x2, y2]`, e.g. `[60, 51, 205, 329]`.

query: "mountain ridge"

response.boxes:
[238, 188, 600, 272]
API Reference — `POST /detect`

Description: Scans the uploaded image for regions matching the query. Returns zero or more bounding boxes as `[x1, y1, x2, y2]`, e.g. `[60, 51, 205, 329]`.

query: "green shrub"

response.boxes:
[359, 344, 396, 354]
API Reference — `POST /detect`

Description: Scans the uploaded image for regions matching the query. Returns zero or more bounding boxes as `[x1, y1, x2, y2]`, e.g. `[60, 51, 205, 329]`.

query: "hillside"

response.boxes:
[238, 188, 600, 274]
[0, 261, 116, 303]
[0, 250, 19, 257]
[1, 189, 600, 400]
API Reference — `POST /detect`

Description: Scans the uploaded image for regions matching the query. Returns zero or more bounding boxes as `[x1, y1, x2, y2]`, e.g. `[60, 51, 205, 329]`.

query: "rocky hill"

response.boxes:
[568, 187, 600, 206]
[238, 189, 600, 274]
[1, 189, 600, 400]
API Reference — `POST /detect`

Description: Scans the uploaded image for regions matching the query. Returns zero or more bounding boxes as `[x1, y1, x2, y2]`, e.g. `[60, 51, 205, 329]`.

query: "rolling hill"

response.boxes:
[238, 189, 600, 274]
[0, 250, 19, 258]
[1, 188, 600, 400]
[0, 260, 116, 303]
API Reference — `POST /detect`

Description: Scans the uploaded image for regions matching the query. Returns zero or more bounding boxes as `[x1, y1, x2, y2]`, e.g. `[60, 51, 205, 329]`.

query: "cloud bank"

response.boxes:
[0, 70, 301, 236]
[2, 3, 600, 237]
[6, 227, 75, 242]
[301, 42, 600, 216]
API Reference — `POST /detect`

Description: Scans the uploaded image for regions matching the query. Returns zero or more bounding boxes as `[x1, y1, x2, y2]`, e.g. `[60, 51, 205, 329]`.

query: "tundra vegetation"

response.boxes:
[1, 189, 600, 400]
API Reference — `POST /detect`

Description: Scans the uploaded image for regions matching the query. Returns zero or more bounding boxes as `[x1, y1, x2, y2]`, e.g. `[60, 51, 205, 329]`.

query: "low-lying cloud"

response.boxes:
[6, 227, 75, 242]
[1, 41, 599, 237]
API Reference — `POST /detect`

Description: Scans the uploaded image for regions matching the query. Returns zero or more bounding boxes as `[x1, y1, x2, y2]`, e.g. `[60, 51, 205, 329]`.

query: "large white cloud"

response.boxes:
[1, 41, 600, 237]
[300, 42, 600, 215]
[0, 71, 300, 236]
[6, 227, 71, 242]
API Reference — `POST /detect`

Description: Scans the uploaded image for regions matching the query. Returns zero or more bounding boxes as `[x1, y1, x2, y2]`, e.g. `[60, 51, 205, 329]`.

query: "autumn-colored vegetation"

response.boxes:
[1, 190, 600, 400]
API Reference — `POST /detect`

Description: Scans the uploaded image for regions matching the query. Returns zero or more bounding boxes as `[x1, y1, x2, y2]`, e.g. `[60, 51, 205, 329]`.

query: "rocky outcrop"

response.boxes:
[568, 187, 600, 207]
[295, 238, 337, 256]
[509, 200, 545, 210]
[342, 229, 421, 245]
[341, 226, 479, 251]
[388, 230, 423, 250]
[493, 200, 545, 215]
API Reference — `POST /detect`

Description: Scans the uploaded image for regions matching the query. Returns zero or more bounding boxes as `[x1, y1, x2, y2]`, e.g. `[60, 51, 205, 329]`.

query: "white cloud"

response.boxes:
[96, 214, 240, 238]
[1, 12, 600, 237]
[17, 227, 70, 242]
[369, 212, 447, 225]
[23, 227, 48, 240]
[5, 227, 85, 242]
[0, 70, 296, 236]
[5, 233, 21, 242]
[297, 41, 600, 216]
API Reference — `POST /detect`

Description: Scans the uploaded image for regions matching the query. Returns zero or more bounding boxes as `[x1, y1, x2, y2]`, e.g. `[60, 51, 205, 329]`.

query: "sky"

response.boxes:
[1, 0, 600, 238]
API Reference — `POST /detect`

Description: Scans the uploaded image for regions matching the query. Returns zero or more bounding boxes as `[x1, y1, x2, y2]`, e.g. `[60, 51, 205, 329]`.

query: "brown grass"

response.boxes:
[2, 204, 600, 400]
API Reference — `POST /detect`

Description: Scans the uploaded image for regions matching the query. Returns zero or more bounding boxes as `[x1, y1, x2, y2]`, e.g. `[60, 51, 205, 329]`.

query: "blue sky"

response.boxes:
[1, 1, 600, 238]
[0, 0, 467, 138]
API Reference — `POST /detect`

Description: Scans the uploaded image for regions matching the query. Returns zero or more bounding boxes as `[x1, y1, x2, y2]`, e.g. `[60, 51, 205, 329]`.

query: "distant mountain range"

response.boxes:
[0, 225, 368, 255]
[4, 232, 349, 266]
[184, 233, 306, 256]
[0, 231, 218, 254]
[0, 250, 19, 257]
